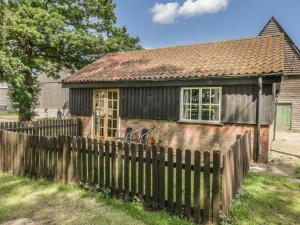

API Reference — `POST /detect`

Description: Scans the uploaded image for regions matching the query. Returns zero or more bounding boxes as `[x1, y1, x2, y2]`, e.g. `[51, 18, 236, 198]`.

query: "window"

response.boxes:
[180, 87, 222, 122]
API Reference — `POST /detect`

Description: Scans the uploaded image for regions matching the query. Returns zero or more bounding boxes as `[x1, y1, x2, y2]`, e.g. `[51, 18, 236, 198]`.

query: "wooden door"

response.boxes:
[276, 103, 292, 130]
[93, 89, 119, 140]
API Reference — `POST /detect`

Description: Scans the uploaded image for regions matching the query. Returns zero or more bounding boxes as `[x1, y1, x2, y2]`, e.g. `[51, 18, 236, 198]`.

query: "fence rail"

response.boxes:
[0, 127, 252, 224]
[0, 119, 81, 137]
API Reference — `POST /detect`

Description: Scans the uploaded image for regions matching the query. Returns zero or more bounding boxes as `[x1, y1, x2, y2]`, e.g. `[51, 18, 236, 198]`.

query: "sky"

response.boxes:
[114, 0, 300, 49]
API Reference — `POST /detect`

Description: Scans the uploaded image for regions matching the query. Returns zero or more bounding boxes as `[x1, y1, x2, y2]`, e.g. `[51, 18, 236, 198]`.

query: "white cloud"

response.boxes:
[151, 0, 229, 24]
[151, 2, 179, 24]
[178, 0, 229, 17]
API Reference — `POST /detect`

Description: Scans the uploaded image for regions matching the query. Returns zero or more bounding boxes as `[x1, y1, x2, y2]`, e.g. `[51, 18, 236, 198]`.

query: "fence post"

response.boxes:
[203, 151, 211, 225]
[184, 149, 191, 217]
[158, 146, 165, 209]
[175, 148, 182, 215]
[77, 119, 82, 136]
[0, 130, 3, 172]
[212, 150, 221, 225]
[33, 121, 38, 136]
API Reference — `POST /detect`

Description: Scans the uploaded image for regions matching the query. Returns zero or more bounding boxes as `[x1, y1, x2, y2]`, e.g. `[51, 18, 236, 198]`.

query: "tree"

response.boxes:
[0, 0, 141, 121]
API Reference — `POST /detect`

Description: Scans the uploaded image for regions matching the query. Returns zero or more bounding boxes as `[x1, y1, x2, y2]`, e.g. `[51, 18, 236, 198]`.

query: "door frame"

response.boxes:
[92, 88, 120, 141]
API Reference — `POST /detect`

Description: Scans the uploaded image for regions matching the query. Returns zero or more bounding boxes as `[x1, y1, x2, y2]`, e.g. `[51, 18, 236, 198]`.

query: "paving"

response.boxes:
[251, 131, 300, 177]
[272, 130, 300, 158]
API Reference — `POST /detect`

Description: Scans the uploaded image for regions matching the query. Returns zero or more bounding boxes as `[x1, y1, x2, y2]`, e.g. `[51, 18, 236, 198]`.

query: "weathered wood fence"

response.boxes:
[0, 119, 81, 137]
[222, 131, 252, 216]
[0, 128, 251, 224]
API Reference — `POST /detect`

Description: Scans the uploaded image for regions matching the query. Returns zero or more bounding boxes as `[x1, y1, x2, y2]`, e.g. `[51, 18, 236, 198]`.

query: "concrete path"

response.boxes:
[272, 131, 300, 158]
[251, 131, 300, 177]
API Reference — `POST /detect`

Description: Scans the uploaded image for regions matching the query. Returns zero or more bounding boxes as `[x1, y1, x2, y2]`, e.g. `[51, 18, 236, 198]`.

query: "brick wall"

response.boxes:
[121, 119, 271, 163]
[70, 114, 271, 163]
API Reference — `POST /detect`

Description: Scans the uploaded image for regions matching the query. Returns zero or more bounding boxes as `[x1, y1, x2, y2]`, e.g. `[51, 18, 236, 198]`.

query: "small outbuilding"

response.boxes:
[63, 17, 300, 163]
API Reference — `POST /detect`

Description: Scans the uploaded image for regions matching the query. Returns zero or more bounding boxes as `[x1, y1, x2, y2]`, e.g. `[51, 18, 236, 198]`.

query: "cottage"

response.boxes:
[62, 17, 300, 163]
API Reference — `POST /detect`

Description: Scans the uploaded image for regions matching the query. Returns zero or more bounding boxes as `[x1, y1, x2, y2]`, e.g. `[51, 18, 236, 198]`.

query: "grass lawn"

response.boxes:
[1, 171, 299, 225]
[0, 172, 193, 225]
[223, 173, 300, 225]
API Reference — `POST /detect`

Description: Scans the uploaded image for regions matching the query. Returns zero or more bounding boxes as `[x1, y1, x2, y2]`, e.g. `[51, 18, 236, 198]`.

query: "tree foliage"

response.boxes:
[0, 0, 141, 121]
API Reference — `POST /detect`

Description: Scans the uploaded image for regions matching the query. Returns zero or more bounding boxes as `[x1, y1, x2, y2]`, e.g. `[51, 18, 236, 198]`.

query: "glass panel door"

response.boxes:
[93, 89, 119, 140]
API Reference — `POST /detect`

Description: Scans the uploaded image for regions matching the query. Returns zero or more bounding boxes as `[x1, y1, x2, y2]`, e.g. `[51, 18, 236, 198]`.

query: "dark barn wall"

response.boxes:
[69, 88, 93, 116]
[222, 84, 274, 124]
[120, 84, 275, 125]
[69, 84, 275, 125]
[120, 87, 180, 121]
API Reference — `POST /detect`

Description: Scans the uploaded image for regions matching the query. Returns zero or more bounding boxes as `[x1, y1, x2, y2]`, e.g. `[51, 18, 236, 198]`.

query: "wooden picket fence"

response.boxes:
[0, 119, 81, 137]
[222, 131, 252, 216]
[0, 128, 252, 224]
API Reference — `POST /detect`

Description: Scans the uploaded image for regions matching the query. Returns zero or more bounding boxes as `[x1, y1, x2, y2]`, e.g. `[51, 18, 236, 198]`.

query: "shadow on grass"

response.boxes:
[0, 173, 193, 225]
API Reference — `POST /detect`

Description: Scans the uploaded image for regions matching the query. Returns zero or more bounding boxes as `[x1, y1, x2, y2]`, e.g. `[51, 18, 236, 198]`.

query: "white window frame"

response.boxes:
[180, 87, 222, 123]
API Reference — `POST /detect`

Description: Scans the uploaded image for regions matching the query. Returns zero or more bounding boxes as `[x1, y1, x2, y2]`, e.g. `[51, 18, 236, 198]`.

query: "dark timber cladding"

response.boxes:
[120, 84, 275, 124]
[69, 88, 93, 116]
[222, 84, 274, 124]
[120, 87, 180, 121]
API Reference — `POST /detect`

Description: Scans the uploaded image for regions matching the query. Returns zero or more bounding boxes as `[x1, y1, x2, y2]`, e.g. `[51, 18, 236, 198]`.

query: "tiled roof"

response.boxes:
[63, 35, 285, 83]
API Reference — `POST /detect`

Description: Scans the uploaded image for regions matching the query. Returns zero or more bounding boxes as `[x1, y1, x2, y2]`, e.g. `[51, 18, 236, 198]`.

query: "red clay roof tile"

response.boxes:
[63, 35, 285, 83]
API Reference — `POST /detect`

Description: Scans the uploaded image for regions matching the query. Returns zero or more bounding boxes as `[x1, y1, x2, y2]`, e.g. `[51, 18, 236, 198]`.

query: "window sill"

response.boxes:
[177, 120, 224, 126]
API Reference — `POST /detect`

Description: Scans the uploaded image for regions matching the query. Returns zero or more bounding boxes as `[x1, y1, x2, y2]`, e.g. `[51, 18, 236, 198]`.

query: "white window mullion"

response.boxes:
[199, 88, 201, 122]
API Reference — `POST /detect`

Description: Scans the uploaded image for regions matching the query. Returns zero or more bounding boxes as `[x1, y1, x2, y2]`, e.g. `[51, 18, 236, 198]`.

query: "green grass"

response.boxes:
[0, 172, 194, 225]
[222, 173, 300, 225]
[295, 160, 300, 179]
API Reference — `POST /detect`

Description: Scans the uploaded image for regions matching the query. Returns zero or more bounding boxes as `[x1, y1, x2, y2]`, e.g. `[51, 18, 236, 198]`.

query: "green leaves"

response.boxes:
[0, 0, 141, 121]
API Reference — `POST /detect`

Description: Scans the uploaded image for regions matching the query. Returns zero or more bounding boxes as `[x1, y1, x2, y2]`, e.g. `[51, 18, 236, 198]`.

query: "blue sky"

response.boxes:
[114, 0, 300, 49]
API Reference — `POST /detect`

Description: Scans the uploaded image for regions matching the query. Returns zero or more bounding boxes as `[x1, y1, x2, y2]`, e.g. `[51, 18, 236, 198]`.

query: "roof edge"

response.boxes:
[62, 72, 283, 88]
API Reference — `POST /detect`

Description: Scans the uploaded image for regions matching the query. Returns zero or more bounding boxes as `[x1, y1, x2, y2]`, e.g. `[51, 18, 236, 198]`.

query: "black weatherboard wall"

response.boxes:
[69, 88, 93, 116]
[222, 84, 274, 124]
[68, 84, 275, 125]
[120, 87, 180, 120]
[120, 84, 275, 125]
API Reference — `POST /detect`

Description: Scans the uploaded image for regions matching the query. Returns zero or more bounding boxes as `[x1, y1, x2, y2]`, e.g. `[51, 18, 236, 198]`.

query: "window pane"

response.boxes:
[211, 89, 220, 104]
[100, 92, 105, 99]
[191, 89, 199, 104]
[191, 105, 199, 120]
[100, 100, 104, 109]
[113, 110, 117, 118]
[113, 100, 117, 109]
[211, 105, 220, 121]
[183, 89, 191, 103]
[183, 105, 190, 119]
[113, 92, 118, 100]
[201, 105, 210, 120]
[202, 89, 210, 104]
[113, 119, 117, 129]
[108, 91, 112, 99]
